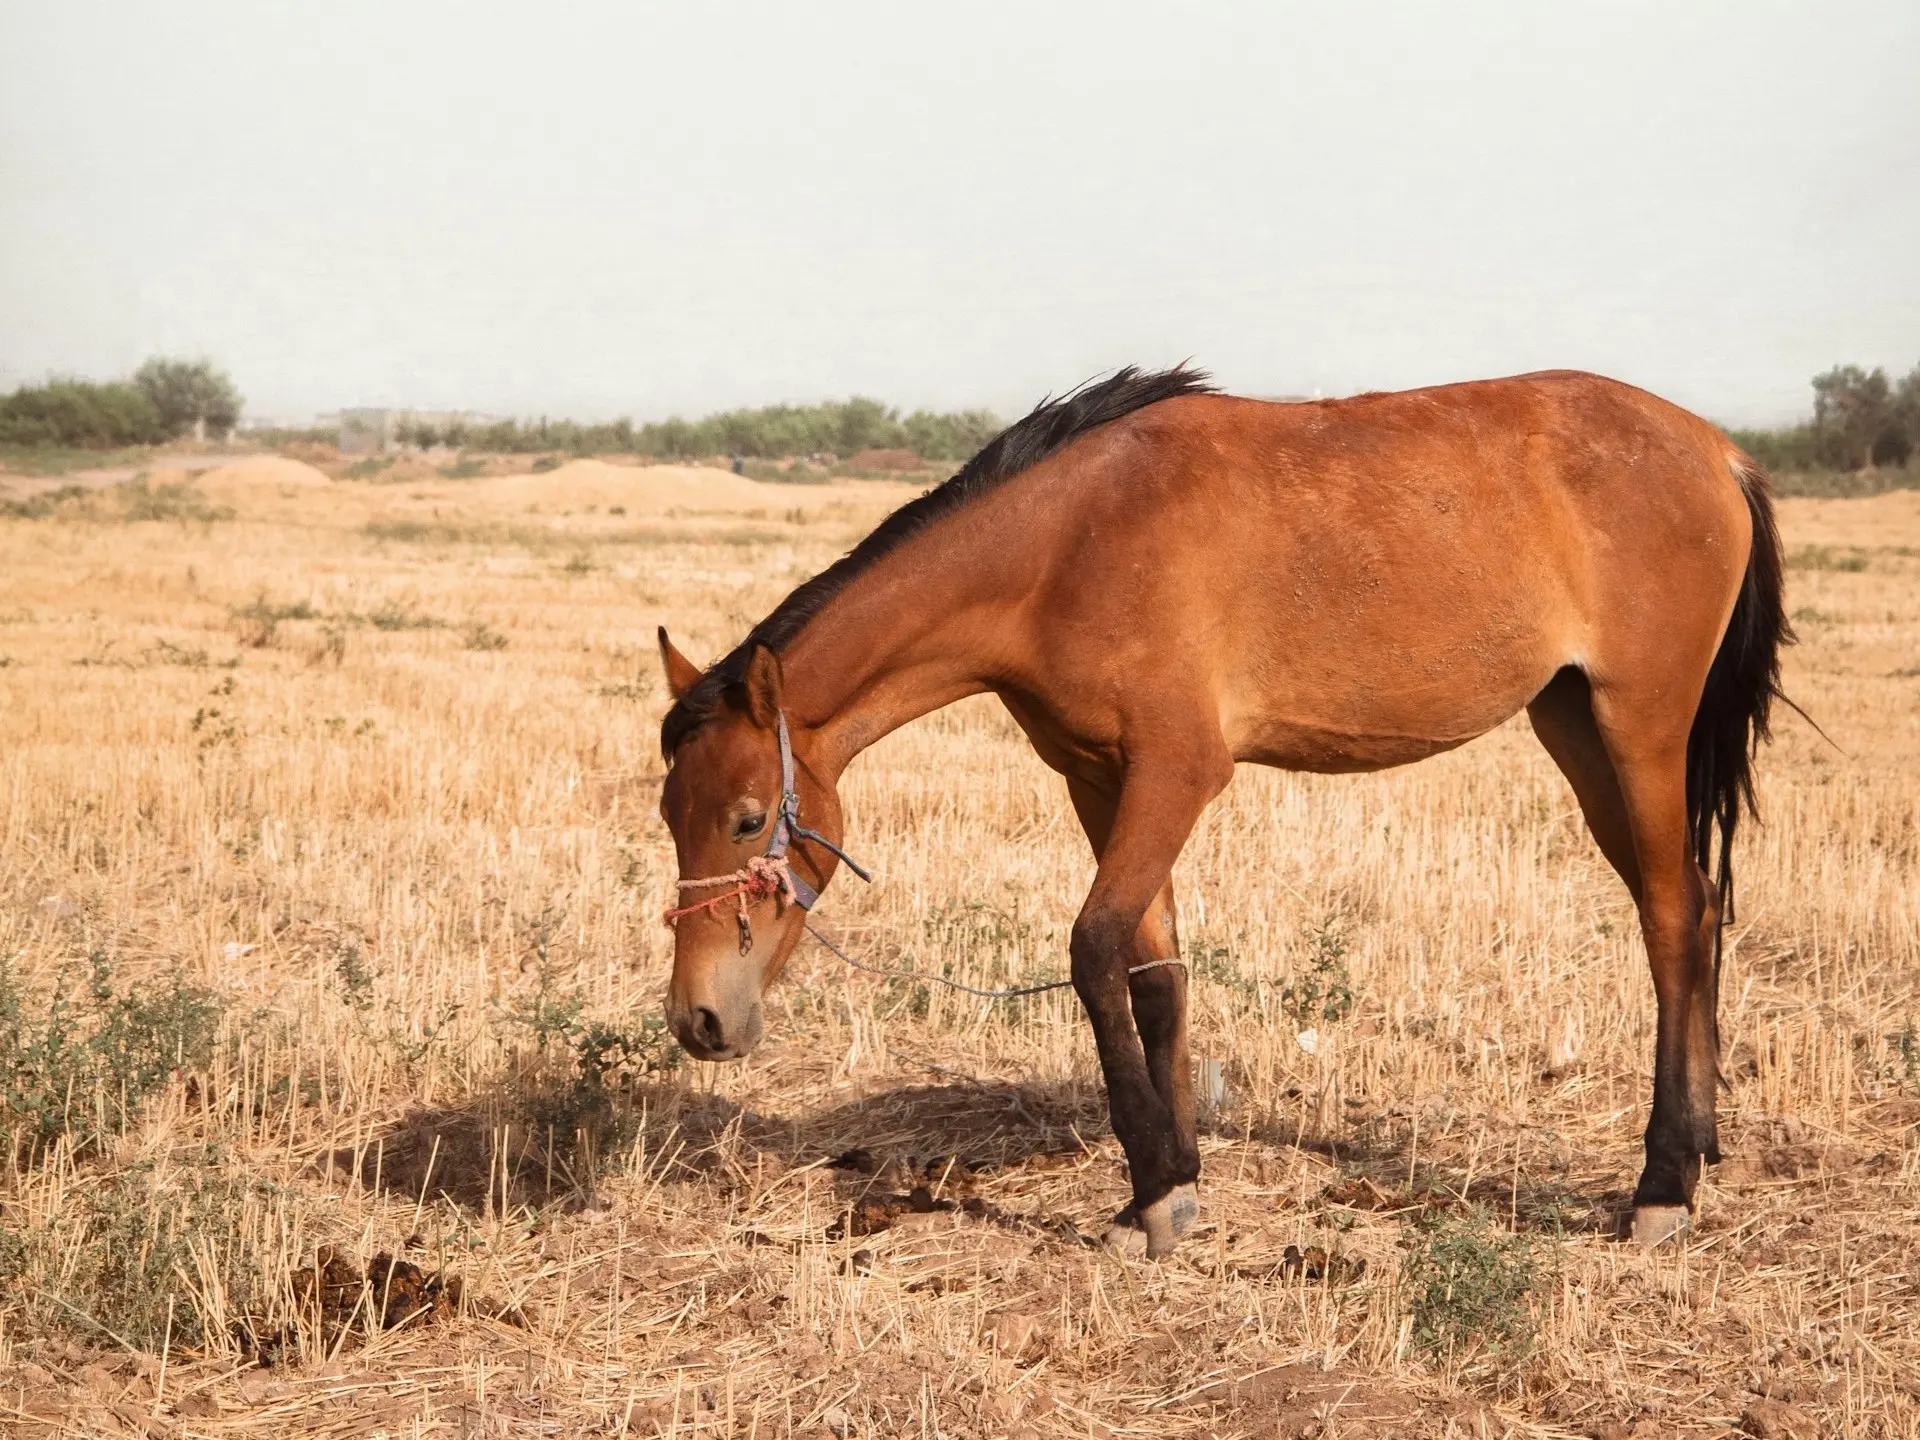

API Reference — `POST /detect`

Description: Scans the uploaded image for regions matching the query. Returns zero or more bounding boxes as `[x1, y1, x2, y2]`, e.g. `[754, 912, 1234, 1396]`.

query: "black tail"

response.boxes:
[1686, 457, 1792, 936]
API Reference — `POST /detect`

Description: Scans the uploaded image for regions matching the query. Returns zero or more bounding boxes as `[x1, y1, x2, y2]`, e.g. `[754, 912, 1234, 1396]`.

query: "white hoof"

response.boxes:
[1102, 1184, 1198, 1260]
[1631, 1204, 1691, 1250]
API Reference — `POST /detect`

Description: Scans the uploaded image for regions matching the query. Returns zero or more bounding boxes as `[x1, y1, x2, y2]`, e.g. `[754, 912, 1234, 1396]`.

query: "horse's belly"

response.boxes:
[1231, 717, 1482, 773]
[1224, 662, 1556, 774]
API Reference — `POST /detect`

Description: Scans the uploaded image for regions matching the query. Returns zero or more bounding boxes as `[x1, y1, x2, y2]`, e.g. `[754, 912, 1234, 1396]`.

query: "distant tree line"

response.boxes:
[1729, 361, 1920, 475]
[0, 359, 242, 448]
[11, 353, 1916, 484]
[394, 397, 1005, 463]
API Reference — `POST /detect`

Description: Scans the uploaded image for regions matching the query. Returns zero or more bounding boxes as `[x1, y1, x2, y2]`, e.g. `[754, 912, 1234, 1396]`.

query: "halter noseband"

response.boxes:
[662, 711, 872, 952]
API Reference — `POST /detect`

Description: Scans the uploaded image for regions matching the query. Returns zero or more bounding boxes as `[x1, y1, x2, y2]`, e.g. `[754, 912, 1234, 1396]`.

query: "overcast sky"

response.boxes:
[3, 2, 1916, 427]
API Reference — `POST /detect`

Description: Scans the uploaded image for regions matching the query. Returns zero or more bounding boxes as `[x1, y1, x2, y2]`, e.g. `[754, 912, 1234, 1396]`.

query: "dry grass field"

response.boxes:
[1, 458, 1917, 1439]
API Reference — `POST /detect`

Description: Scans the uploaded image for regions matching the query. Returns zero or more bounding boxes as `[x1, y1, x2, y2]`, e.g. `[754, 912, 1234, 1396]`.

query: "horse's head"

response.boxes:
[655, 629, 849, 1061]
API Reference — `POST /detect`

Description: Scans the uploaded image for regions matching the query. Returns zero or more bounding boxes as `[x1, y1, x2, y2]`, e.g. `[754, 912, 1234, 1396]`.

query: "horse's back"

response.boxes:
[1025, 371, 1755, 772]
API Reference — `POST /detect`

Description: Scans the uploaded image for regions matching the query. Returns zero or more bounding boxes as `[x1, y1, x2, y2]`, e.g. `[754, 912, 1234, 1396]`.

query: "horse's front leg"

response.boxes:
[1069, 749, 1229, 1258]
[1064, 781, 1199, 1206]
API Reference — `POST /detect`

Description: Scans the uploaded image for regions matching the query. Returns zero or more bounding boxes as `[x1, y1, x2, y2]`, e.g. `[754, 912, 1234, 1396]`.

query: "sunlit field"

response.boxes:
[2, 458, 1917, 1438]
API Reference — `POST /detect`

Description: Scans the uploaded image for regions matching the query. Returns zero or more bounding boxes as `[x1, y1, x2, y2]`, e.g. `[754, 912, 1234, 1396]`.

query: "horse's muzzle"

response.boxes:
[666, 994, 764, 1061]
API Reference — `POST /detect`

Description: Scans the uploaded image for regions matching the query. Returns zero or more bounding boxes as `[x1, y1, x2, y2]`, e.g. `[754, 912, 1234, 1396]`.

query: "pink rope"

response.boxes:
[660, 854, 796, 929]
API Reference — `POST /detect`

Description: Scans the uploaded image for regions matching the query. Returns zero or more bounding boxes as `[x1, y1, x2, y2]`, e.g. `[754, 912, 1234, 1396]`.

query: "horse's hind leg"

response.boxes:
[1532, 669, 1721, 1245]
[1528, 670, 1643, 900]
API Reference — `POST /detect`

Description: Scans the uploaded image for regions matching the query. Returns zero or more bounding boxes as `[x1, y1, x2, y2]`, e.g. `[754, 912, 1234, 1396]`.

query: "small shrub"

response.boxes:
[0, 1156, 261, 1351]
[1279, 920, 1356, 1027]
[530, 454, 564, 473]
[144, 637, 209, 667]
[493, 958, 679, 1181]
[1786, 544, 1870, 573]
[327, 935, 458, 1068]
[190, 706, 238, 746]
[439, 458, 486, 479]
[597, 675, 652, 700]
[116, 477, 231, 524]
[367, 600, 440, 631]
[310, 623, 348, 666]
[231, 593, 317, 648]
[0, 483, 89, 519]
[343, 456, 394, 480]
[1187, 935, 1255, 999]
[1401, 1205, 1545, 1374]
[0, 952, 223, 1162]
[462, 621, 507, 651]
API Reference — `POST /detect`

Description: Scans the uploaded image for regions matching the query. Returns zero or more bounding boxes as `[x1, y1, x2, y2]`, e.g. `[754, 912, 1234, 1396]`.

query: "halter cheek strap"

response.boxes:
[765, 711, 871, 909]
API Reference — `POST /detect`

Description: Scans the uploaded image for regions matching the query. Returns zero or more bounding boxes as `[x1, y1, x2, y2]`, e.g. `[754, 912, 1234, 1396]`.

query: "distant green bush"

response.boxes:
[0, 379, 166, 447]
[0, 356, 245, 448]
[1731, 358, 1920, 488]
[133, 356, 241, 440]
[396, 398, 1003, 464]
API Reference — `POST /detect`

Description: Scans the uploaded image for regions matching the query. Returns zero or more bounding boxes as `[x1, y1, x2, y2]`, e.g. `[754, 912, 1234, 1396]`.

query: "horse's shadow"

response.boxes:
[320, 1070, 1621, 1239]
[316, 1071, 1110, 1217]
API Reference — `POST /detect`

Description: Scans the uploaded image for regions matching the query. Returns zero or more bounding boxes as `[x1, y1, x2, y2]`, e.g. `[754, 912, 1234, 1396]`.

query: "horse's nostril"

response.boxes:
[691, 1007, 726, 1052]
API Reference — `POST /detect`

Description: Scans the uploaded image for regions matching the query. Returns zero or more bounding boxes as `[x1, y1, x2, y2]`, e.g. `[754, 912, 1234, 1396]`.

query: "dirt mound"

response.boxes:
[194, 456, 332, 501]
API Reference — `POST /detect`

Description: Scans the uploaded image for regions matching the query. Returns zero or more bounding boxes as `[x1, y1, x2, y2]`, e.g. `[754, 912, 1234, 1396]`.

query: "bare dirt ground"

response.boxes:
[0, 464, 1916, 1438]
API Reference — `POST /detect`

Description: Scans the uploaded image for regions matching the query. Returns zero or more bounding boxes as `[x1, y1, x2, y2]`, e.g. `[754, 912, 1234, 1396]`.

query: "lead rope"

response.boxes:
[803, 922, 1184, 1000]
[663, 708, 1186, 996]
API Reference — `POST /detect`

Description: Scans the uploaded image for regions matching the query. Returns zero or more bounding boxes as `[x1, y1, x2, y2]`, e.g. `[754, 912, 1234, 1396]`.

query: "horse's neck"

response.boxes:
[781, 535, 1018, 775]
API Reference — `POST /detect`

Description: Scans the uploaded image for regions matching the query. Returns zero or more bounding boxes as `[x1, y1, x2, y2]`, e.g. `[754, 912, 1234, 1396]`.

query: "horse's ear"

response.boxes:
[658, 627, 702, 700]
[743, 644, 784, 728]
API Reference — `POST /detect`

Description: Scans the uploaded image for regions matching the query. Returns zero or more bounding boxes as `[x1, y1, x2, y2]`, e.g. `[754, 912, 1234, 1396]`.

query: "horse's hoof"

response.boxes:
[1631, 1204, 1691, 1249]
[1103, 1184, 1198, 1260]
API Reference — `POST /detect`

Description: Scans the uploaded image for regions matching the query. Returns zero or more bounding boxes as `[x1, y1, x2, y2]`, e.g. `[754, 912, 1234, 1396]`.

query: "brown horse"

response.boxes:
[655, 366, 1787, 1256]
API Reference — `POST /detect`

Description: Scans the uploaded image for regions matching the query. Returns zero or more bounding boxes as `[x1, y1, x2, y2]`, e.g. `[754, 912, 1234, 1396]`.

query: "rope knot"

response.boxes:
[661, 854, 798, 954]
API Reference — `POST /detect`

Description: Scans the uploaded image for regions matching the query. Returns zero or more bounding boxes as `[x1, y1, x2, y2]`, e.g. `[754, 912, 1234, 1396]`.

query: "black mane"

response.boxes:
[660, 364, 1215, 756]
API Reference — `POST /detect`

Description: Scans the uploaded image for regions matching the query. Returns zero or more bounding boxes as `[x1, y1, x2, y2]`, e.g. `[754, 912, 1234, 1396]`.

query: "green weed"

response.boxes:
[461, 621, 507, 651]
[1401, 1204, 1546, 1375]
[231, 593, 317, 648]
[1787, 544, 1870, 572]
[117, 477, 232, 524]
[492, 951, 678, 1183]
[0, 1156, 262, 1351]
[1279, 921, 1356, 1027]
[1187, 935, 1256, 999]
[0, 484, 89, 519]
[367, 600, 441, 631]
[0, 952, 224, 1162]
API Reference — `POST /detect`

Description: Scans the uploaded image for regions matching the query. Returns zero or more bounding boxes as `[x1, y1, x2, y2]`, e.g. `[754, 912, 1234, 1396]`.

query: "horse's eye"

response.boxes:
[732, 811, 768, 841]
